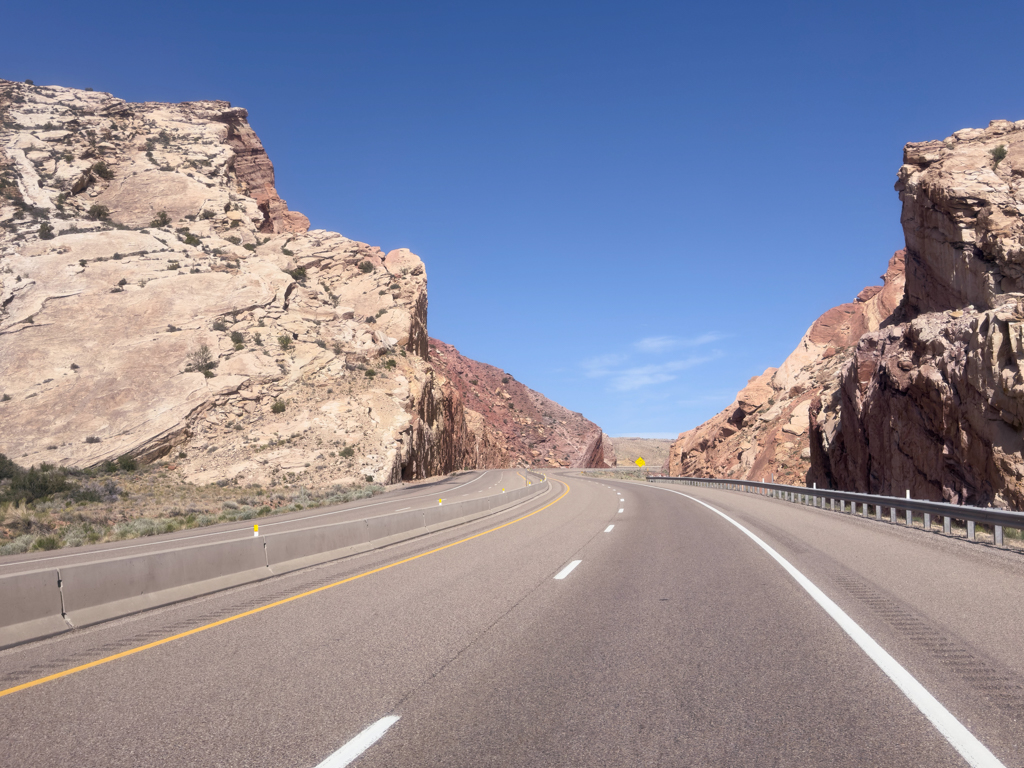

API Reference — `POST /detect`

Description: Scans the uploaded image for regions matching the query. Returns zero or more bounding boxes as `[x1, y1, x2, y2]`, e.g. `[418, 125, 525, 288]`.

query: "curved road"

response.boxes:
[0, 468, 532, 574]
[1, 472, 1022, 766]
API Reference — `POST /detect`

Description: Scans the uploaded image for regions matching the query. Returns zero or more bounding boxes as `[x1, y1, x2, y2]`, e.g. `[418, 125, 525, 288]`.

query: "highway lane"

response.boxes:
[0, 468, 533, 575]
[1, 472, 1020, 766]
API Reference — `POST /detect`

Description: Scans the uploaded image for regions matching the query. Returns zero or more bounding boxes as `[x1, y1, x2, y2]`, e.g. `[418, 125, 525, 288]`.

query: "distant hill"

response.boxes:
[605, 437, 673, 470]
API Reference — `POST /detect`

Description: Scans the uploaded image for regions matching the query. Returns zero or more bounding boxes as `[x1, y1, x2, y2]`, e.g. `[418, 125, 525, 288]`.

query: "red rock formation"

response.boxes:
[428, 338, 607, 468]
[601, 434, 617, 468]
[201, 104, 310, 235]
[812, 119, 1024, 508]
[668, 252, 905, 484]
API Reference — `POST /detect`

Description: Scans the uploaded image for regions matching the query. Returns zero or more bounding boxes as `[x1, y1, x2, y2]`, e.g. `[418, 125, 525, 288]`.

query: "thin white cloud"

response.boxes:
[608, 354, 722, 391]
[634, 332, 727, 353]
[581, 353, 628, 378]
[634, 336, 677, 352]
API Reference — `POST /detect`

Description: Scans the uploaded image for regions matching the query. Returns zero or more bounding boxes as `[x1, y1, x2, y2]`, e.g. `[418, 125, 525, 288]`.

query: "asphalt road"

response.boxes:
[2, 472, 1022, 766]
[0, 468, 533, 575]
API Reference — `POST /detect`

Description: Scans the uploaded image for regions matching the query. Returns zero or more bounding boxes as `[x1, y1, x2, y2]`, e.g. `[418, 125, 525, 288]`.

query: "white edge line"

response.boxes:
[0, 469, 494, 568]
[554, 560, 582, 580]
[651, 485, 1005, 768]
[316, 715, 400, 768]
[604, 525, 614, 532]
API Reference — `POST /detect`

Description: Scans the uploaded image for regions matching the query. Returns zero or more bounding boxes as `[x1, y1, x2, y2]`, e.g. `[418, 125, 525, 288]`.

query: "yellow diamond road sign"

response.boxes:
[634, 457, 646, 467]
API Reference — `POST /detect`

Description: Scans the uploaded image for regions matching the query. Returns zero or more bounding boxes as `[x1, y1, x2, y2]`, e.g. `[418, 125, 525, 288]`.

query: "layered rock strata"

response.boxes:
[668, 252, 905, 485]
[0, 81, 495, 486]
[812, 120, 1024, 508]
[427, 338, 607, 468]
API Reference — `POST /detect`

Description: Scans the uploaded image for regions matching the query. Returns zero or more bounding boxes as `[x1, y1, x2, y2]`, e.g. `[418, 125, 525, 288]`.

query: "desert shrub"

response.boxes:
[38, 222, 55, 240]
[0, 535, 37, 556]
[226, 235, 241, 245]
[359, 261, 374, 273]
[384, 359, 397, 369]
[286, 266, 307, 282]
[85, 436, 101, 443]
[31, 535, 61, 551]
[150, 210, 170, 227]
[117, 454, 137, 472]
[229, 331, 245, 346]
[340, 447, 355, 458]
[91, 162, 114, 180]
[277, 335, 292, 350]
[87, 204, 109, 220]
[243, 243, 256, 251]
[316, 339, 326, 349]
[187, 344, 215, 374]
[200, 209, 215, 220]
[992, 145, 1008, 168]
[253, 332, 263, 346]
[271, 400, 286, 413]
[212, 319, 228, 331]
[332, 342, 343, 354]
[282, 247, 294, 257]
[0, 460, 73, 505]
[365, 369, 376, 378]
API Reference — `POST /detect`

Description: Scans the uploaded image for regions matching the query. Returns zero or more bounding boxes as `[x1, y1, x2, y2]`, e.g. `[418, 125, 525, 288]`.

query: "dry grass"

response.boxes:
[0, 461, 383, 555]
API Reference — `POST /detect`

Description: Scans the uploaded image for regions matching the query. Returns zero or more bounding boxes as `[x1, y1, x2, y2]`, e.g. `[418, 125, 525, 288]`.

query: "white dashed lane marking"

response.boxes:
[554, 560, 582, 580]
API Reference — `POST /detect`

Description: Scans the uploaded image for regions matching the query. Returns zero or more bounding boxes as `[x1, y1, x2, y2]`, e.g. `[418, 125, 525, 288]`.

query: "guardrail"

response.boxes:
[0, 478, 551, 650]
[647, 476, 1024, 548]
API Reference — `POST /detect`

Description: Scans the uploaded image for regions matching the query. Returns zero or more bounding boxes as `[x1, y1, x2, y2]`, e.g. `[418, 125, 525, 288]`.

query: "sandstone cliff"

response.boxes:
[812, 120, 1024, 508]
[668, 251, 905, 484]
[0, 80, 491, 486]
[427, 338, 607, 468]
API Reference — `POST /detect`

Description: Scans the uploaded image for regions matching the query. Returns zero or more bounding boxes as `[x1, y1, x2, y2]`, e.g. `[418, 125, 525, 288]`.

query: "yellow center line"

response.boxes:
[0, 479, 570, 700]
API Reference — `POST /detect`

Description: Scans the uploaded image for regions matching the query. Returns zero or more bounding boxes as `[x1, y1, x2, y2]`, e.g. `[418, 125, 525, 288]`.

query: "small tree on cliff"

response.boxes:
[991, 145, 1008, 169]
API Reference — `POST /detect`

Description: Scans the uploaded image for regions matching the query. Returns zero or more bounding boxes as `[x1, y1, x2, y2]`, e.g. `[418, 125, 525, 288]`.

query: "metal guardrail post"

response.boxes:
[650, 475, 1022, 550]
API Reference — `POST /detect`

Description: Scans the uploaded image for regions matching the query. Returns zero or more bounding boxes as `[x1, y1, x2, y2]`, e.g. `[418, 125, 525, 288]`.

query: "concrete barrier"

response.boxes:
[59, 537, 272, 628]
[268, 482, 551, 575]
[2, 478, 553, 647]
[365, 508, 425, 542]
[265, 519, 369, 575]
[0, 568, 69, 650]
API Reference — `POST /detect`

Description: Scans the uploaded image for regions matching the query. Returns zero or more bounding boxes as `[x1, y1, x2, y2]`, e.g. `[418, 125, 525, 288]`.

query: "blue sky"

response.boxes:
[5, 0, 1024, 437]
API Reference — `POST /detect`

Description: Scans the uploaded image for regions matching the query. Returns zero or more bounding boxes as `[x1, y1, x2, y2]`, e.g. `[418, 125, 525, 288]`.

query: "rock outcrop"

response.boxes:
[0, 81, 508, 486]
[812, 120, 1024, 508]
[668, 251, 905, 484]
[427, 338, 607, 468]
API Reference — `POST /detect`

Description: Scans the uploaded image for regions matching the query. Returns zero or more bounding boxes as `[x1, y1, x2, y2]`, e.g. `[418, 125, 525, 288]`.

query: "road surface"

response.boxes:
[2, 472, 1021, 766]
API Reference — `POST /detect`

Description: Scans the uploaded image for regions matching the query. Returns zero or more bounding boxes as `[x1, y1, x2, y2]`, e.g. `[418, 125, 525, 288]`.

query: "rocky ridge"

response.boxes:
[812, 120, 1024, 508]
[426, 338, 607, 468]
[668, 251, 905, 484]
[0, 80, 499, 486]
